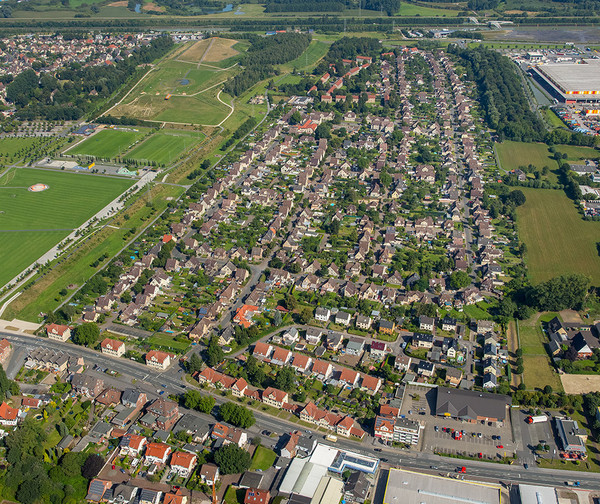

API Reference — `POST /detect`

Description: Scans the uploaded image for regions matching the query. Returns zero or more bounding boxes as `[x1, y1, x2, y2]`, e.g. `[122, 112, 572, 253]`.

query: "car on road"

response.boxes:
[496, 445, 504, 449]
[430, 465, 439, 470]
[523, 464, 528, 469]
[374, 448, 382, 452]
[434, 426, 439, 432]
[478, 453, 483, 459]
[477, 433, 482, 438]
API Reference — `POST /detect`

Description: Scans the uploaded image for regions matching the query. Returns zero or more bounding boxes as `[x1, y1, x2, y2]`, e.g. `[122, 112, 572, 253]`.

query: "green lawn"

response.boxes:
[126, 130, 205, 165]
[67, 128, 148, 159]
[155, 90, 231, 125]
[496, 141, 558, 174]
[249, 445, 277, 471]
[396, 2, 461, 16]
[516, 188, 600, 284]
[0, 168, 134, 288]
[146, 333, 191, 353]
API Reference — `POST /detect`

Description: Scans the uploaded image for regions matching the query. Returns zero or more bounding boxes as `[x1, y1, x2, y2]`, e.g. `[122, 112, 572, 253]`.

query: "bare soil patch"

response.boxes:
[203, 37, 239, 62]
[178, 39, 211, 63]
[559, 309, 583, 323]
[107, 1, 127, 6]
[560, 373, 600, 394]
[142, 3, 165, 12]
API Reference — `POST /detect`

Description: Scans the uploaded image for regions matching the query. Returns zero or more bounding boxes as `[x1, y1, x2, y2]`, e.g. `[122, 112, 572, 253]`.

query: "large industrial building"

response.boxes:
[435, 387, 510, 423]
[532, 60, 600, 102]
[382, 468, 501, 504]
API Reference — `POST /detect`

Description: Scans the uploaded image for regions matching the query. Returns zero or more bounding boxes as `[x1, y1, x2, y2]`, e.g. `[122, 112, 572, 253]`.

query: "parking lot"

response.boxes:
[400, 385, 515, 460]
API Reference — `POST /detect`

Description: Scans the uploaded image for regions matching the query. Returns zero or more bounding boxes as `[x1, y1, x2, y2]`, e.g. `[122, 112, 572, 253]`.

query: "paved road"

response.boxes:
[3, 329, 600, 489]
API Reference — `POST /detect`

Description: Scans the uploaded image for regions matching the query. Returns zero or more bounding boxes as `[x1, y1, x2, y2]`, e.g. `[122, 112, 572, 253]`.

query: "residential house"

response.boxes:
[46, 323, 72, 342]
[419, 316, 436, 332]
[244, 488, 270, 504]
[71, 375, 104, 398]
[379, 319, 395, 335]
[345, 337, 365, 356]
[170, 452, 197, 478]
[119, 434, 147, 457]
[199, 464, 219, 486]
[262, 387, 289, 409]
[101, 338, 125, 357]
[144, 442, 171, 465]
[356, 314, 372, 330]
[417, 361, 435, 377]
[145, 350, 171, 370]
[336, 311, 352, 326]
[315, 307, 331, 322]
[0, 402, 19, 426]
[370, 341, 388, 361]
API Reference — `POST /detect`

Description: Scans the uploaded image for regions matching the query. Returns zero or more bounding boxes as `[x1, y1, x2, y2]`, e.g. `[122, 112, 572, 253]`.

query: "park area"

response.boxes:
[0, 167, 134, 288]
[108, 38, 241, 126]
[516, 188, 600, 284]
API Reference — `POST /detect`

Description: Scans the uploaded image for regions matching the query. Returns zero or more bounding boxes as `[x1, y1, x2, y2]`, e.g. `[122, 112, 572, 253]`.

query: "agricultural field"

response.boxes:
[516, 188, 600, 284]
[126, 130, 205, 165]
[66, 127, 149, 159]
[179, 37, 241, 64]
[496, 141, 558, 173]
[0, 168, 134, 288]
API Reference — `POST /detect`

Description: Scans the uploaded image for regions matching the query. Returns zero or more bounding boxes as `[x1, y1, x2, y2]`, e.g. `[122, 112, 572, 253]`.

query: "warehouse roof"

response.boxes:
[537, 60, 600, 93]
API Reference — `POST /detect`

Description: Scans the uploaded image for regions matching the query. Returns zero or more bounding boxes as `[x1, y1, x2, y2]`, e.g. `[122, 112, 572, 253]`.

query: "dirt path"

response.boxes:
[507, 320, 522, 389]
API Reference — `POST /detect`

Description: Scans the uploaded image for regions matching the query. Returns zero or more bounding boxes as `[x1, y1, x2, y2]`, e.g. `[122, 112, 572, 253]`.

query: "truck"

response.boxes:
[325, 434, 338, 443]
[526, 415, 548, 424]
[565, 481, 581, 487]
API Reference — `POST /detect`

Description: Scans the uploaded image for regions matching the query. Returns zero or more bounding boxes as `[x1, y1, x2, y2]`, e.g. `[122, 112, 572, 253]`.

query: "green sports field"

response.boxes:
[516, 188, 600, 285]
[66, 127, 149, 159]
[0, 168, 134, 287]
[126, 130, 205, 165]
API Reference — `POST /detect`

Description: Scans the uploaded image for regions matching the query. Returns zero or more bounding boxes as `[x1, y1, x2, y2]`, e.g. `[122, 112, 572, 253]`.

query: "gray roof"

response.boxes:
[122, 388, 144, 406]
[239, 471, 264, 489]
[174, 413, 210, 436]
[435, 387, 509, 421]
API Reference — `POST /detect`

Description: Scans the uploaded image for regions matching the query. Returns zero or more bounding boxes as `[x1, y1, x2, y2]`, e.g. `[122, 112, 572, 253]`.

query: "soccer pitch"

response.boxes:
[0, 168, 134, 288]
[126, 130, 205, 165]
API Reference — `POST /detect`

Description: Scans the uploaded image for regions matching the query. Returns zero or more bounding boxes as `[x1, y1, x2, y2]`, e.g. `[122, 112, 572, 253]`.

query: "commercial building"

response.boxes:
[382, 468, 501, 504]
[435, 387, 510, 423]
[532, 60, 600, 102]
[518, 484, 558, 504]
[555, 418, 587, 456]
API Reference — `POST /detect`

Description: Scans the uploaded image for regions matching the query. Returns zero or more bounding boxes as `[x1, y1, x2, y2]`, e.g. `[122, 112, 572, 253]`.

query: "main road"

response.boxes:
[3, 330, 599, 490]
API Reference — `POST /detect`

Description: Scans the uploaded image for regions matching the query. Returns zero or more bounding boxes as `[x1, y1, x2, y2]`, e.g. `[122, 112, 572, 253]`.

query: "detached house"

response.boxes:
[144, 442, 171, 465]
[46, 324, 72, 342]
[370, 341, 388, 361]
[0, 402, 19, 426]
[145, 350, 171, 370]
[101, 338, 125, 357]
[170, 452, 197, 478]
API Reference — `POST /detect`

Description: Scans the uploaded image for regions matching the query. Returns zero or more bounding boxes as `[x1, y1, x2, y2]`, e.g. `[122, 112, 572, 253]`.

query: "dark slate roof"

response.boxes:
[435, 387, 509, 421]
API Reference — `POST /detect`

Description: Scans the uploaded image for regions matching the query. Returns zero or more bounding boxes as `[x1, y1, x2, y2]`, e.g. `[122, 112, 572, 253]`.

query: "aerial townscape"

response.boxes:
[1, 2, 600, 504]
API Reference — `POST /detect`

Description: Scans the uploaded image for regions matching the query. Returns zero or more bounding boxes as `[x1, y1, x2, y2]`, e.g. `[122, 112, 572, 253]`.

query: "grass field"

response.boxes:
[282, 40, 330, 71]
[0, 168, 134, 288]
[496, 141, 558, 173]
[67, 127, 148, 159]
[146, 332, 191, 352]
[516, 188, 600, 284]
[518, 313, 564, 391]
[249, 446, 277, 471]
[126, 130, 205, 165]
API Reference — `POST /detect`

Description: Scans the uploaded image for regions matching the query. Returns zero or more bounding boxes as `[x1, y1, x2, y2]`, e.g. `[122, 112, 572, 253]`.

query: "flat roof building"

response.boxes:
[518, 484, 558, 504]
[382, 468, 501, 504]
[532, 60, 600, 102]
[435, 387, 510, 423]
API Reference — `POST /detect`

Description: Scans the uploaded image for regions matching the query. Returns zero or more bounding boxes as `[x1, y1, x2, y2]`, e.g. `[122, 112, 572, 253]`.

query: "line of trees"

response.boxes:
[224, 33, 311, 97]
[448, 45, 545, 142]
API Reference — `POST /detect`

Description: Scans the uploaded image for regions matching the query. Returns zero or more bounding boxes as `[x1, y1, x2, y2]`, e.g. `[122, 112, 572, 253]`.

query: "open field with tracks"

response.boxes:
[516, 188, 600, 284]
[0, 168, 134, 288]
[108, 40, 240, 126]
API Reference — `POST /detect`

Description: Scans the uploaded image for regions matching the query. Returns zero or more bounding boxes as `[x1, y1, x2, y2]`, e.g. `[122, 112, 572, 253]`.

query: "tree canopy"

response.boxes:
[214, 443, 251, 474]
[72, 323, 100, 347]
[219, 402, 255, 428]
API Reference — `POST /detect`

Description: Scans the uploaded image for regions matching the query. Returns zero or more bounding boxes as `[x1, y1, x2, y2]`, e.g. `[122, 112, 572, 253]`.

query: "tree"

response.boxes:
[219, 402, 255, 428]
[187, 353, 203, 374]
[184, 390, 216, 414]
[507, 189, 526, 206]
[82, 454, 104, 480]
[16, 480, 42, 504]
[315, 122, 331, 140]
[206, 336, 224, 367]
[60, 452, 83, 478]
[298, 307, 312, 325]
[72, 323, 100, 347]
[284, 294, 297, 311]
[273, 310, 283, 327]
[214, 443, 251, 474]
[274, 367, 295, 392]
[449, 271, 471, 290]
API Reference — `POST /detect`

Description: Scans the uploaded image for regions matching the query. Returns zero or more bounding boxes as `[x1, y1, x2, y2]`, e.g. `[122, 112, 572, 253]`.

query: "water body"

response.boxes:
[206, 3, 233, 13]
[179, 78, 190, 85]
[134, 3, 141, 13]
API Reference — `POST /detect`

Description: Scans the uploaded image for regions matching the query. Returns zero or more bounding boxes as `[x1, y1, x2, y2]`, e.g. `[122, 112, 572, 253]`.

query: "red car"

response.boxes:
[497, 445, 504, 449]
[478, 453, 483, 459]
